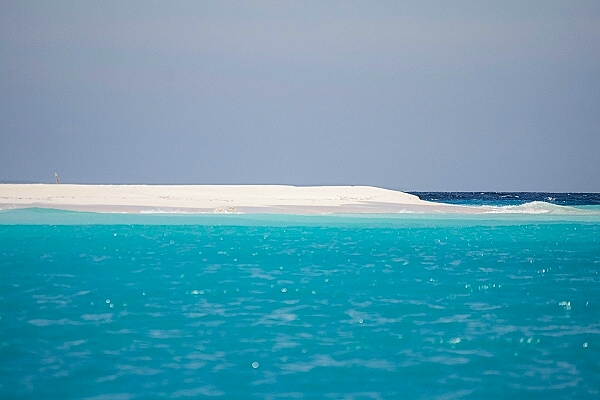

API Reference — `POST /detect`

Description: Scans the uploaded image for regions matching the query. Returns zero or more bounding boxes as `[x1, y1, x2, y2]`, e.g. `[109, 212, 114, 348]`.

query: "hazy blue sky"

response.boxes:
[1, 1, 599, 191]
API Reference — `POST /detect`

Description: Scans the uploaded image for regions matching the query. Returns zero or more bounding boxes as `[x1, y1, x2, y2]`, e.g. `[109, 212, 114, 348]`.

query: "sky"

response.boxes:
[1, 1, 599, 191]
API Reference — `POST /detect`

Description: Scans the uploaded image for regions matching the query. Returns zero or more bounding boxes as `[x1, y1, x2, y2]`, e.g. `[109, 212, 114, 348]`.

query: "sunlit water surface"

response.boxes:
[1, 208, 600, 399]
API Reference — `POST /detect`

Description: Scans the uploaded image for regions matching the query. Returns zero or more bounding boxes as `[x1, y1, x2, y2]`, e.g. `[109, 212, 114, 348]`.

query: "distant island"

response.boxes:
[0, 184, 477, 214]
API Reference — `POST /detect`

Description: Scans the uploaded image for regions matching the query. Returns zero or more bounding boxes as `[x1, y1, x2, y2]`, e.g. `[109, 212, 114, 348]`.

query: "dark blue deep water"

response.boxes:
[1, 205, 600, 399]
[410, 192, 600, 206]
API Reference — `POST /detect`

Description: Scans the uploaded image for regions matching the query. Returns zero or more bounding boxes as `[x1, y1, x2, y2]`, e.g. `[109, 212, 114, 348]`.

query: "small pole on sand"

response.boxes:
[54, 173, 60, 184]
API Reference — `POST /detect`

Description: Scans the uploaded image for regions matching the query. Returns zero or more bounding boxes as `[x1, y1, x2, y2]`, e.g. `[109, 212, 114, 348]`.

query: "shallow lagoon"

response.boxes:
[1, 208, 599, 398]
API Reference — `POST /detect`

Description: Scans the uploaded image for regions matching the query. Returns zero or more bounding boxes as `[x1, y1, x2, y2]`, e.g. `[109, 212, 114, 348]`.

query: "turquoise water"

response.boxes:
[1, 209, 600, 398]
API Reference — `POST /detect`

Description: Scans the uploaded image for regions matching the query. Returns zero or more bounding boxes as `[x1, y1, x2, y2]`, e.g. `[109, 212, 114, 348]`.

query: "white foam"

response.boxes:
[482, 201, 583, 215]
[139, 209, 192, 214]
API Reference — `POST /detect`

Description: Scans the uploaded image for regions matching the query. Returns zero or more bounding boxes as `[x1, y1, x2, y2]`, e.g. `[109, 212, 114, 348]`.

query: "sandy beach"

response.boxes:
[0, 184, 478, 214]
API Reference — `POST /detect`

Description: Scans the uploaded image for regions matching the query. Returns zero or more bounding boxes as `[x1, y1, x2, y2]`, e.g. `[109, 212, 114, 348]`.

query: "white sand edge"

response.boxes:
[0, 184, 483, 214]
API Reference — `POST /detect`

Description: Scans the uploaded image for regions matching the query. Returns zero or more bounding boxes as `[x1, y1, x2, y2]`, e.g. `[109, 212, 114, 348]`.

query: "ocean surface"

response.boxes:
[410, 192, 600, 207]
[1, 193, 600, 399]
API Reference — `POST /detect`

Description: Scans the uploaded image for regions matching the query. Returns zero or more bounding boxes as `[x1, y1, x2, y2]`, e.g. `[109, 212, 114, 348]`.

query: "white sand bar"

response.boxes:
[0, 184, 480, 214]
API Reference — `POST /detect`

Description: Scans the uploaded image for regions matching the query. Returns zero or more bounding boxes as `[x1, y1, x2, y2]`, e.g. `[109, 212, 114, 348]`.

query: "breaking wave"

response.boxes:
[482, 201, 592, 214]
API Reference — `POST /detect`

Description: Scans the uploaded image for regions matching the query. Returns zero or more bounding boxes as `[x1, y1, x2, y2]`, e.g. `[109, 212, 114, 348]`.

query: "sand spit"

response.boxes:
[0, 184, 481, 214]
